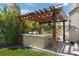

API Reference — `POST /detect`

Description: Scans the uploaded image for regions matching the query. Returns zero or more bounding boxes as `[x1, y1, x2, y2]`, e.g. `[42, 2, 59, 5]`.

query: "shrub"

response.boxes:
[24, 20, 40, 33]
[0, 4, 20, 46]
[41, 23, 53, 31]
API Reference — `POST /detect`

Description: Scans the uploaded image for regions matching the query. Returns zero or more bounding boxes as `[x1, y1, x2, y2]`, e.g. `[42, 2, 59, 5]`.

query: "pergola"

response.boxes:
[18, 5, 67, 51]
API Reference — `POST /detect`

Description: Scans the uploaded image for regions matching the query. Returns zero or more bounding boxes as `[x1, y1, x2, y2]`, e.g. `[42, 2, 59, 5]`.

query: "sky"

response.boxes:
[0, 3, 72, 15]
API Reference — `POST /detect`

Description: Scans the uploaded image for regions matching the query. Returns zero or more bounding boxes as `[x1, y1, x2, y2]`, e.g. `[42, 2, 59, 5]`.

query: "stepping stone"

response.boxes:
[71, 51, 79, 55]
[63, 45, 70, 53]
[73, 43, 79, 51]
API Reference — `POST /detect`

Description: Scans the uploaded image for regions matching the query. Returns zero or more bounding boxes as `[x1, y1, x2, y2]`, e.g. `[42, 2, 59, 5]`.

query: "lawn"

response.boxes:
[0, 49, 59, 56]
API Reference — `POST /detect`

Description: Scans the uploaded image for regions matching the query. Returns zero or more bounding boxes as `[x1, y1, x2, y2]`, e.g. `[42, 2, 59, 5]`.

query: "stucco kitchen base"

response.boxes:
[22, 34, 51, 48]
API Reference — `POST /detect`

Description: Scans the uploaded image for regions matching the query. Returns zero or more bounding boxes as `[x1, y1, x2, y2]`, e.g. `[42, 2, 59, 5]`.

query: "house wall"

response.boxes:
[70, 12, 79, 28]
[70, 9, 79, 42]
[69, 26, 79, 42]
[71, 3, 79, 10]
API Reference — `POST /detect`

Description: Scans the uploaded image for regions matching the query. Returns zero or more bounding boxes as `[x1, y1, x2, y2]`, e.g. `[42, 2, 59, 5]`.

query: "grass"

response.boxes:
[0, 49, 59, 56]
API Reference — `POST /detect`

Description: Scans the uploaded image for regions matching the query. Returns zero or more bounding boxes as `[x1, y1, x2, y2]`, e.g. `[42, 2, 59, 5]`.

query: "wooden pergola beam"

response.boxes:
[19, 14, 66, 24]
[49, 6, 53, 11]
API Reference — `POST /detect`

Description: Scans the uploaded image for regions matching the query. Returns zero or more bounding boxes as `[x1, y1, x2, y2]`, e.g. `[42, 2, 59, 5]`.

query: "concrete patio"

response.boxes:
[45, 40, 79, 56]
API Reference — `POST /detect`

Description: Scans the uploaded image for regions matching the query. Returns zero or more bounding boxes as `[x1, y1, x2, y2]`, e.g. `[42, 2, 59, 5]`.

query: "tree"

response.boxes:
[0, 4, 20, 46]
[9, 3, 21, 15]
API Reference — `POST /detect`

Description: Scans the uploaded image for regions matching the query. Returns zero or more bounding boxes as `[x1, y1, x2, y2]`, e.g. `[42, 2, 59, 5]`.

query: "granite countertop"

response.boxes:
[22, 34, 51, 37]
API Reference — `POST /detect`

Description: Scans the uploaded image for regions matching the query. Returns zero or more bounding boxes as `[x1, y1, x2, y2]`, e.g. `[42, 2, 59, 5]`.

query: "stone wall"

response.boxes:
[22, 34, 51, 48]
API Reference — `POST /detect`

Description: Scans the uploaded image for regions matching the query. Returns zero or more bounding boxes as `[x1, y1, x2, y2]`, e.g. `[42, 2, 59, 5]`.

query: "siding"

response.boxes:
[70, 12, 79, 29]
[70, 9, 79, 42]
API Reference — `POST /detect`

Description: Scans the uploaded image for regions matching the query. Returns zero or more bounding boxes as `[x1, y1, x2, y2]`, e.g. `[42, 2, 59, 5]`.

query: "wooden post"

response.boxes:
[38, 23, 42, 34]
[63, 21, 65, 42]
[20, 21, 25, 34]
[52, 6, 57, 51]
[52, 22, 57, 51]
[17, 19, 25, 45]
